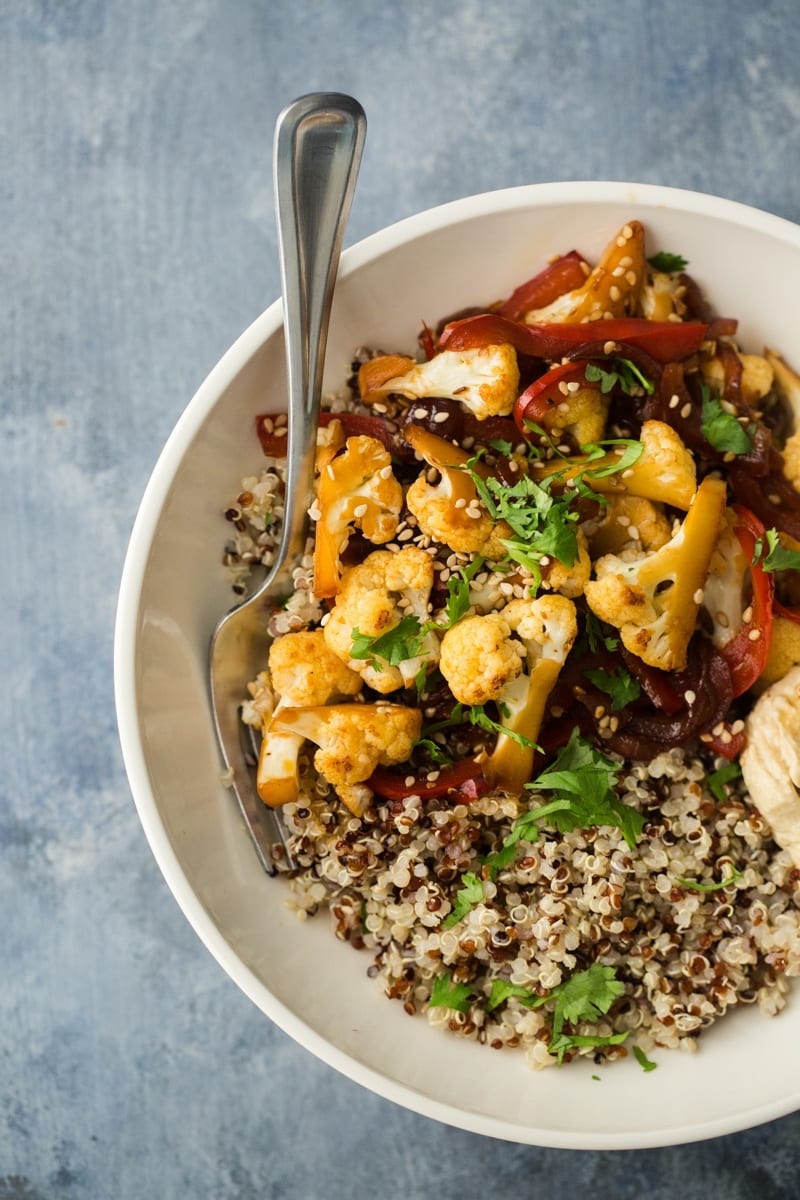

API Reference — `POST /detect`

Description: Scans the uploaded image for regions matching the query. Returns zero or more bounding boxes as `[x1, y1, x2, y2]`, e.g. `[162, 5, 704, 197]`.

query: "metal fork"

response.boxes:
[209, 93, 366, 874]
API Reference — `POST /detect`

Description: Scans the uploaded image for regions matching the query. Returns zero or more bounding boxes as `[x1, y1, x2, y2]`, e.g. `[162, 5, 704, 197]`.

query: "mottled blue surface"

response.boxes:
[4, 0, 800, 1195]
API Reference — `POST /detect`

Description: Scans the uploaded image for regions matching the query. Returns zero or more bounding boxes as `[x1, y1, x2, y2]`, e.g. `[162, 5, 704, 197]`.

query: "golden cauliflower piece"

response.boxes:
[439, 613, 523, 705]
[324, 546, 439, 693]
[585, 477, 727, 670]
[701, 351, 774, 408]
[541, 527, 592, 598]
[639, 270, 685, 322]
[313, 435, 403, 599]
[271, 703, 422, 813]
[524, 221, 645, 324]
[782, 432, 800, 492]
[268, 631, 362, 705]
[585, 495, 673, 558]
[363, 344, 520, 420]
[403, 424, 511, 558]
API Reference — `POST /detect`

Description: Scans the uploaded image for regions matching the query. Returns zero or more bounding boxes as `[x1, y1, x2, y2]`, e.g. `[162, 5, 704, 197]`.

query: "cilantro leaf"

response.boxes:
[584, 359, 655, 397]
[755, 527, 800, 574]
[441, 872, 485, 929]
[429, 972, 473, 1013]
[528, 728, 645, 850]
[580, 438, 644, 478]
[633, 1045, 658, 1073]
[444, 556, 485, 627]
[673, 867, 742, 892]
[467, 704, 540, 749]
[486, 979, 540, 1011]
[413, 737, 454, 767]
[580, 612, 619, 655]
[350, 615, 425, 668]
[706, 759, 743, 802]
[647, 251, 688, 273]
[547, 963, 628, 1064]
[483, 798, 573, 877]
[488, 437, 515, 455]
[700, 385, 754, 455]
[584, 666, 641, 711]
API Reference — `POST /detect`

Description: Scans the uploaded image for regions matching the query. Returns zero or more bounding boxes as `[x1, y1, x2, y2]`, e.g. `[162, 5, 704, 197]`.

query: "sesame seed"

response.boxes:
[731, 719, 745, 735]
[616, 236, 626, 247]
[680, 402, 692, 419]
[594, 705, 606, 720]
[668, 394, 680, 409]
[433, 411, 449, 423]
[684, 690, 696, 705]
[566, 380, 581, 393]
[620, 254, 633, 267]
[627, 525, 640, 540]
[699, 732, 713, 743]
[539, 556, 551, 566]
[557, 444, 571, 454]
[768, 494, 782, 505]
[307, 502, 322, 521]
[404, 776, 416, 787]
[723, 452, 736, 463]
[499, 581, 514, 596]
[622, 468, 634, 478]
[712, 722, 725, 736]
[461, 436, 475, 450]
[454, 497, 467, 509]
[716, 609, 730, 628]
[612, 266, 625, 278]
[353, 503, 368, 518]
[413, 408, 428, 420]
[603, 341, 619, 355]
[623, 224, 633, 238]
[618, 515, 631, 527]
[667, 312, 682, 323]
[626, 271, 637, 286]
[693, 588, 704, 604]
[558, 381, 570, 395]
[371, 402, 388, 414]
[426, 771, 441, 782]
[379, 464, 393, 479]
[748, 628, 762, 641]
[742, 606, 753, 623]
[508, 460, 519, 473]
[609, 285, 621, 302]
[721, 730, 733, 744]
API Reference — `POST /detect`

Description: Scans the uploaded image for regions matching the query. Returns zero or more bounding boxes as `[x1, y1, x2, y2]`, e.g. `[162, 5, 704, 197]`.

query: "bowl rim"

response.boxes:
[114, 180, 800, 1149]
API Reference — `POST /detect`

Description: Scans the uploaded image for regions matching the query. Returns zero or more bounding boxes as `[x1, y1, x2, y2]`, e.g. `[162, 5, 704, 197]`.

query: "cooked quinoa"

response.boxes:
[223, 221, 800, 1069]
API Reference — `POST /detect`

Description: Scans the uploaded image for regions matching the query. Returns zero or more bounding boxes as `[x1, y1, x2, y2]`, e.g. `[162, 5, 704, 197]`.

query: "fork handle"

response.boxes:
[272, 93, 366, 578]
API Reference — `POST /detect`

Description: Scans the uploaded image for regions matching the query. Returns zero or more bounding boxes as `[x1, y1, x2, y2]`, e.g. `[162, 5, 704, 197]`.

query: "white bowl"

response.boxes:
[115, 181, 800, 1149]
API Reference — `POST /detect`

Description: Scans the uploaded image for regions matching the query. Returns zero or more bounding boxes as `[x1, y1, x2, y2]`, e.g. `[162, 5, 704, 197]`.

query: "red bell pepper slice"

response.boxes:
[498, 250, 587, 321]
[368, 757, 485, 801]
[255, 410, 398, 458]
[513, 362, 589, 431]
[438, 314, 710, 364]
[704, 725, 747, 760]
[719, 506, 775, 696]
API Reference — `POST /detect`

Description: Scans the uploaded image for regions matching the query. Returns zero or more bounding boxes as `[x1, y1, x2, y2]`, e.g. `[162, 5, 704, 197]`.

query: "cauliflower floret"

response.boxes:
[640, 270, 685, 322]
[270, 702, 422, 814]
[523, 221, 645, 324]
[585, 496, 672, 558]
[362, 344, 520, 420]
[268, 630, 362, 705]
[403, 424, 511, 558]
[255, 632, 362, 808]
[741, 666, 800, 866]
[782, 432, 800, 491]
[584, 477, 727, 671]
[701, 351, 774, 408]
[440, 596, 577, 795]
[544, 385, 610, 447]
[324, 546, 439, 693]
[541, 527, 592, 598]
[439, 614, 523, 705]
[534, 419, 697, 511]
[312, 435, 403, 598]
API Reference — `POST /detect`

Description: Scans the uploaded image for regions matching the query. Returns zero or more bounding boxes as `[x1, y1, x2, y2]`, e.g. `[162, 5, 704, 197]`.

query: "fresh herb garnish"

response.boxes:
[484, 729, 644, 877]
[468, 703, 539, 748]
[544, 963, 628, 1065]
[429, 972, 473, 1013]
[580, 611, 620, 655]
[579, 437, 645, 478]
[674, 867, 742, 892]
[633, 1045, 658, 1073]
[486, 979, 540, 1011]
[528, 728, 645, 850]
[351, 615, 426, 669]
[584, 666, 641, 711]
[585, 359, 655, 396]
[753, 527, 800, 574]
[413, 737, 454, 767]
[488, 437, 515, 456]
[441, 872, 485, 929]
[444, 555, 485, 627]
[706, 759, 743, 802]
[700, 385, 754, 455]
[647, 251, 688, 273]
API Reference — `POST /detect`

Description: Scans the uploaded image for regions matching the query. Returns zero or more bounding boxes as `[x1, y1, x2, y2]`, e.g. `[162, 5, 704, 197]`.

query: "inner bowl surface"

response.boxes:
[115, 181, 800, 1149]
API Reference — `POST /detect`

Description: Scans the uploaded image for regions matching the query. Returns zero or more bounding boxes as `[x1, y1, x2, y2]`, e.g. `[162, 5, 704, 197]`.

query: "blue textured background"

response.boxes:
[3, 1, 800, 1195]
